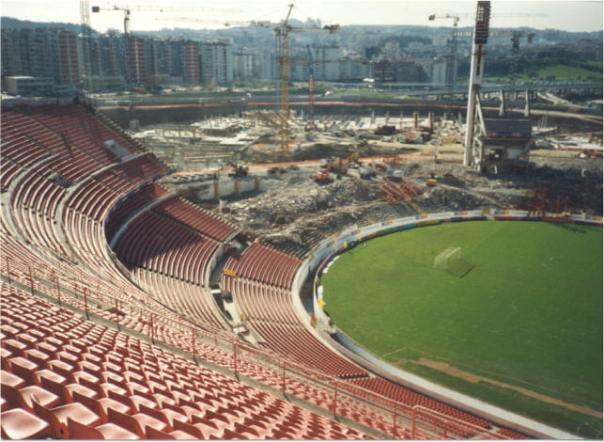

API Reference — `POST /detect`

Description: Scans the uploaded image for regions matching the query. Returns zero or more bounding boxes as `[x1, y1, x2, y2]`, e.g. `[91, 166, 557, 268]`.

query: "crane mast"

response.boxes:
[507, 30, 535, 93]
[428, 13, 460, 91]
[274, 4, 338, 153]
[80, 0, 94, 92]
[305, 44, 316, 130]
[276, 4, 294, 153]
[429, 10, 542, 96]
[91, 5, 133, 89]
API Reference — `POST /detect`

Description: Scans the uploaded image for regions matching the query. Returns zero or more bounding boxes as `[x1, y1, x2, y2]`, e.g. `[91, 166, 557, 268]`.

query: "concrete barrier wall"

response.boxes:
[192, 177, 261, 202]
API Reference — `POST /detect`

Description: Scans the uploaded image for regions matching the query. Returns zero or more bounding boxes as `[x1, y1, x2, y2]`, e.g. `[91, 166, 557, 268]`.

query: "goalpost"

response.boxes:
[433, 247, 475, 278]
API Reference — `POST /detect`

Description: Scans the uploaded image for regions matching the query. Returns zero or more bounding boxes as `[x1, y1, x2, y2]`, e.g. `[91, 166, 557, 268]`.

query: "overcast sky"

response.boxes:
[1, 0, 602, 33]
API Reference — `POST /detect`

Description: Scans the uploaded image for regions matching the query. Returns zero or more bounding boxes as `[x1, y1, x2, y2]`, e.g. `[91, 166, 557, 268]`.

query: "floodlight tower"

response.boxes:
[463, 1, 490, 168]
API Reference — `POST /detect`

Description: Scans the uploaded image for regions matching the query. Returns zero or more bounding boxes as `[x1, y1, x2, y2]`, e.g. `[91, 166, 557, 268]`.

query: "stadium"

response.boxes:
[1, 1, 603, 441]
[1, 101, 601, 439]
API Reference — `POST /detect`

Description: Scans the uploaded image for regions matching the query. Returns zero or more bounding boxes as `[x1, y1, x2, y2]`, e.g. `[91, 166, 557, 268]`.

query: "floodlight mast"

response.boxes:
[463, 1, 490, 168]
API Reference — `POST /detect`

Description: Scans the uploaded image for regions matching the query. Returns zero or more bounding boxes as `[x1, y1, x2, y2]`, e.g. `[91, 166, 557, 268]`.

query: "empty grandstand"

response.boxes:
[0, 101, 550, 439]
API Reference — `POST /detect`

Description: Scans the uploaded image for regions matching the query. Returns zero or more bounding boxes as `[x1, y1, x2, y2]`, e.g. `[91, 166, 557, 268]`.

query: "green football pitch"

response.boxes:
[321, 221, 603, 438]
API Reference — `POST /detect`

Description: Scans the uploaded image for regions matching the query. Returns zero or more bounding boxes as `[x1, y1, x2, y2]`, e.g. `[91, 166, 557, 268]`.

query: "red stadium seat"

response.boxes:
[1, 408, 52, 439]
[67, 417, 139, 440]
[0, 104, 525, 441]
[32, 398, 101, 438]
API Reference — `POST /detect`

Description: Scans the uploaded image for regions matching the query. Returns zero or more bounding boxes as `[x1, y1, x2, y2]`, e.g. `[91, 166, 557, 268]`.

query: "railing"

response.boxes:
[0, 251, 513, 439]
[6, 207, 599, 439]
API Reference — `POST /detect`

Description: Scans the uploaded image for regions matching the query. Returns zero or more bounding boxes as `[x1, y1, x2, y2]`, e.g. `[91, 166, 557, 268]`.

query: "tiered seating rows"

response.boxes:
[1, 104, 525, 439]
[2, 104, 175, 309]
[132, 268, 226, 331]
[2, 219, 502, 439]
[229, 278, 300, 324]
[0, 134, 51, 191]
[66, 155, 164, 221]
[1, 217, 407, 439]
[3, 105, 165, 264]
[1, 284, 367, 440]
[223, 275, 366, 379]
[349, 377, 491, 432]
[221, 243, 519, 436]
[225, 243, 301, 288]
[10, 169, 68, 257]
[62, 158, 165, 283]
[2, 108, 118, 182]
[115, 210, 218, 287]
[154, 198, 237, 242]
[105, 183, 170, 242]
[4, 166, 229, 358]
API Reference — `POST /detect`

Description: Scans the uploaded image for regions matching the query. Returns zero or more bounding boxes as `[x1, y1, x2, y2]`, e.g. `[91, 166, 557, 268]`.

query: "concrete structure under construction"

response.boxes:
[474, 117, 533, 173]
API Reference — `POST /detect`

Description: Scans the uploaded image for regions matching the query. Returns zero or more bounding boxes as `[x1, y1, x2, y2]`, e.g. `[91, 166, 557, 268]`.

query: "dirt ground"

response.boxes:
[403, 358, 602, 419]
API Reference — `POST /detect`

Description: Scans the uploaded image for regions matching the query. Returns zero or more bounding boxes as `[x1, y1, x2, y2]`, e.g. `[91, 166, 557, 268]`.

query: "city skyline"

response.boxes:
[1, 0, 603, 33]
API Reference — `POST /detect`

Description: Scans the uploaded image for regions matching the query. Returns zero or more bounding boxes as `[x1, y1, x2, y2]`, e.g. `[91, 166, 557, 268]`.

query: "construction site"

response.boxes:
[131, 109, 449, 167]
[135, 102, 601, 258]
[114, 0, 602, 259]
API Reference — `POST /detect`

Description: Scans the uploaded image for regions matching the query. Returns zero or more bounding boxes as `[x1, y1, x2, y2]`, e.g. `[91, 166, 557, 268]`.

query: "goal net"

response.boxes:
[433, 247, 475, 278]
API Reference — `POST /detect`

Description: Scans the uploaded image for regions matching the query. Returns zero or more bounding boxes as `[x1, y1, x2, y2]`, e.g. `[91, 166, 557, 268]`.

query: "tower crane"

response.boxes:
[91, 4, 214, 88]
[162, 17, 272, 28]
[91, 4, 133, 35]
[276, 49, 326, 131]
[506, 30, 535, 91]
[428, 14, 460, 91]
[274, 4, 339, 153]
[91, 4, 136, 89]
[429, 10, 543, 94]
[275, 4, 295, 154]
[465, 28, 535, 93]
[80, 0, 94, 92]
[305, 44, 316, 130]
[91, 3, 197, 33]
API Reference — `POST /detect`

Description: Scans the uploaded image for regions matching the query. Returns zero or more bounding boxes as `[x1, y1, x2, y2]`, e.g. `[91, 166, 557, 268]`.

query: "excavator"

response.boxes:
[213, 162, 249, 180]
[311, 170, 333, 184]
[326, 153, 362, 175]
[312, 153, 362, 184]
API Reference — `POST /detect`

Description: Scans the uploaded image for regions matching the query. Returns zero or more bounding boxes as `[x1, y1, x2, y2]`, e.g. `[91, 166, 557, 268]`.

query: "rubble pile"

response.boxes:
[220, 174, 424, 256]
[227, 177, 380, 230]
[418, 187, 494, 211]
[212, 155, 602, 257]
